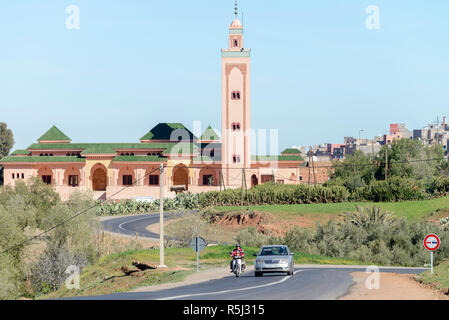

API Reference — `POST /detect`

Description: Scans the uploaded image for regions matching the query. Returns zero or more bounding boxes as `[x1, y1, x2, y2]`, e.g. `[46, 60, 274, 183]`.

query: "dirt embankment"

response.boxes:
[340, 272, 449, 300]
[208, 210, 332, 236]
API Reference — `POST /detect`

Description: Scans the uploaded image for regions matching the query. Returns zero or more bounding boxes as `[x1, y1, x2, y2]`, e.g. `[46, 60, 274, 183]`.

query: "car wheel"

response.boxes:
[287, 270, 293, 276]
[255, 272, 263, 277]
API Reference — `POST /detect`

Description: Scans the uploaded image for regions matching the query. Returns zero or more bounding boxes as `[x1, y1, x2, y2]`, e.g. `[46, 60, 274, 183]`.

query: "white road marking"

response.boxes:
[158, 270, 304, 300]
[118, 216, 155, 233]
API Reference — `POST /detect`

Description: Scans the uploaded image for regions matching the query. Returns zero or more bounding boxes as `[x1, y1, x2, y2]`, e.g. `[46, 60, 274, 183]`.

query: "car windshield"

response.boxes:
[259, 247, 288, 256]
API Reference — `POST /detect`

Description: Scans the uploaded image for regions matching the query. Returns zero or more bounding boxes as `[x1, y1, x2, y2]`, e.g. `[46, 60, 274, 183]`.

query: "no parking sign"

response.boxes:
[424, 234, 440, 274]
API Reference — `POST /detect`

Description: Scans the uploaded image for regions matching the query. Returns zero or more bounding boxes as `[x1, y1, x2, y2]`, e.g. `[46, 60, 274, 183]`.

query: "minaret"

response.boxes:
[221, 1, 251, 186]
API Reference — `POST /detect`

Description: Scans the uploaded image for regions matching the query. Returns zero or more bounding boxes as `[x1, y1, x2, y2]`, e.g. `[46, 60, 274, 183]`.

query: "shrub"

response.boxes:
[426, 177, 449, 197]
[274, 206, 449, 267]
[96, 193, 200, 216]
[30, 246, 88, 294]
[358, 177, 426, 202]
[165, 213, 207, 247]
[235, 227, 271, 248]
[198, 183, 350, 207]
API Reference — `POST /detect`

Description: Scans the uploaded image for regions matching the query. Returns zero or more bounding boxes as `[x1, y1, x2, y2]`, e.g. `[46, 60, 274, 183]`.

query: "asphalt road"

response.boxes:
[97, 214, 426, 300]
[69, 266, 426, 300]
[101, 212, 191, 240]
[101, 213, 161, 239]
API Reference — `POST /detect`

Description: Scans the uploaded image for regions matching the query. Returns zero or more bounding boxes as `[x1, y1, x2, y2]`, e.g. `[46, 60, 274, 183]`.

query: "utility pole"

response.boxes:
[308, 147, 312, 186]
[242, 168, 249, 210]
[310, 146, 317, 186]
[240, 169, 244, 210]
[159, 163, 166, 268]
[219, 169, 226, 191]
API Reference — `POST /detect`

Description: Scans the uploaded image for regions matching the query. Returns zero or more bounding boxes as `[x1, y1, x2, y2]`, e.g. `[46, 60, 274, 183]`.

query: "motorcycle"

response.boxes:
[232, 254, 244, 277]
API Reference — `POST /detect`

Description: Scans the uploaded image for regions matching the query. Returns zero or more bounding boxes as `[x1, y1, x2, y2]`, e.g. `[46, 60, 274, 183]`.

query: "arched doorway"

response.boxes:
[92, 168, 107, 191]
[251, 174, 258, 187]
[173, 165, 189, 190]
[198, 168, 218, 186]
[38, 166, 53, 185]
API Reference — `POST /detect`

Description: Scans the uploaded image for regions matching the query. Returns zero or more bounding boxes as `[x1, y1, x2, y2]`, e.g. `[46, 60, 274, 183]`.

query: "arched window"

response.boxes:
[234, 39, 239, 47]
[232, 154, 241, 163]
[231, 123, 241, 131]
[130, 153, 134, 156]
[231, 91, 241, 100]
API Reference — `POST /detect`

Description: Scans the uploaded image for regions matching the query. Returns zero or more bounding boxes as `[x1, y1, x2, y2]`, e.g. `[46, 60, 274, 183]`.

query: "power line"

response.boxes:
[0, 166, 161, 256]
[162, 157, 446, 170]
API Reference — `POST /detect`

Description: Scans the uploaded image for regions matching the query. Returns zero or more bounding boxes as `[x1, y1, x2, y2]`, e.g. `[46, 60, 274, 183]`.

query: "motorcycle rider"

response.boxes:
[230, 243, 246, 272]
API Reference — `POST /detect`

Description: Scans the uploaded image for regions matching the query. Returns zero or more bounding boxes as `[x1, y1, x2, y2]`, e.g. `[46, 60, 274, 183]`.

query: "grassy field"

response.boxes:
[415, 259, 449, 295]
[41, 245, 362, 299]
[218, 196, 449, 222]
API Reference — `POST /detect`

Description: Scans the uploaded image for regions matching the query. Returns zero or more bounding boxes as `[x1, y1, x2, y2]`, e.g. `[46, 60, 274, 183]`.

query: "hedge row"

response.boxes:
[96, 176, 449, 215]
[198, 183, 350, 207]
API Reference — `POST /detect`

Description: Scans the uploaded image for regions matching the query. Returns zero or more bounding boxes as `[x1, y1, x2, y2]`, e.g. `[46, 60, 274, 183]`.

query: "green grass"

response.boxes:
[218, 196, 449, 221]
[40, 245, 362, 299]
[415, 259, 449, 295]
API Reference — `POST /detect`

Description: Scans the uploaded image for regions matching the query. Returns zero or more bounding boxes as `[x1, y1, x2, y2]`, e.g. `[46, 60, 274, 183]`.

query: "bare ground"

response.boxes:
[340, 272, 449, 300]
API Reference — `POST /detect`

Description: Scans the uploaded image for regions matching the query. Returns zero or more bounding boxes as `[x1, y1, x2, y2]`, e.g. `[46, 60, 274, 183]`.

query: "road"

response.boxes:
[68, 266, 426, 300]
[101, 213, 161, 239]
[96, 214, 426, 300]
[101, 212, 191, 240]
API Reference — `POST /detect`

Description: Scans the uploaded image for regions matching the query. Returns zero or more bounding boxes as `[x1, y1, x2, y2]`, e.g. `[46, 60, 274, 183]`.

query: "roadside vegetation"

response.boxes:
[0, 178, 143, 300]
[166, 206, 449, 268]
[415, 259, 449, 295]
[41, 244, 362, 299]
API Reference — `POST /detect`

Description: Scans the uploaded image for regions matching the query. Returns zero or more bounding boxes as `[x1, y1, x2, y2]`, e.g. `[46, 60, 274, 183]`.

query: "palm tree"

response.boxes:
[342, 206, 397, 228]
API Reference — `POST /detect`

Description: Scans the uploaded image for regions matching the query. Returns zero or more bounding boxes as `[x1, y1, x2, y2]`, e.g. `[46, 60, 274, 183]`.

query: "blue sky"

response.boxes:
[1, 1, 448, 151]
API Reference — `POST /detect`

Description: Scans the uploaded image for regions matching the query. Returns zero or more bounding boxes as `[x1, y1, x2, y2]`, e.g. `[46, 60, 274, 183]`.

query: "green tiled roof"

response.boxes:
[25, 142, 199, 156]
[281, 148, 302, 154]
[113, 156, 167, 162]
[27, 142, 174, 153]
[11, 149, 31, 155]
[201, 126, 220, 141]
[252, 155, 304, 161]
[140, 123, 196, 141]
[0, 156, 85, 163]
[38, 126, 71, 142]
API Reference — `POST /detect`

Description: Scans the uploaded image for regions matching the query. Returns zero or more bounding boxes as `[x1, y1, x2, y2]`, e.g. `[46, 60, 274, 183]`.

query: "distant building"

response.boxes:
[413, 116, 449, 154]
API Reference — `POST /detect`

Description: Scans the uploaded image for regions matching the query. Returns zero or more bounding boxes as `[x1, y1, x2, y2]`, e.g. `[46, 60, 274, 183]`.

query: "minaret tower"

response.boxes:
[221, 1, 251, 186]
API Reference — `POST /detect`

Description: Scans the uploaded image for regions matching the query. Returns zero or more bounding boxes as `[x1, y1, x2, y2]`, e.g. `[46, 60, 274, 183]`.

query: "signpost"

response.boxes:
[190, 237, 207, 272]
[423, 234, 440, 274]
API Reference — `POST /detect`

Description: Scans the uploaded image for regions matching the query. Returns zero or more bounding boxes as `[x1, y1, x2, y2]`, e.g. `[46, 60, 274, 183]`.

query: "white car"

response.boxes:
[254, 245, 294, 277]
